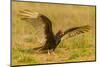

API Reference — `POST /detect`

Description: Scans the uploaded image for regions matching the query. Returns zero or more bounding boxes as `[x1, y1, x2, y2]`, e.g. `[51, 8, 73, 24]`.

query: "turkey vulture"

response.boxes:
[19, 10, 91, 54]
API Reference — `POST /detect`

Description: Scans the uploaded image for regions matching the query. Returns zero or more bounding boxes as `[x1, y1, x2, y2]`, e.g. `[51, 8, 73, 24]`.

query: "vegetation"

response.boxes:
[12, 1, 96, 66]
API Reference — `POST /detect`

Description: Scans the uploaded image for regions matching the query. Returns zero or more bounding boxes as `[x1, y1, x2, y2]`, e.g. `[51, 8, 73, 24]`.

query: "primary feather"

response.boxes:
[61, 25, 91, 39]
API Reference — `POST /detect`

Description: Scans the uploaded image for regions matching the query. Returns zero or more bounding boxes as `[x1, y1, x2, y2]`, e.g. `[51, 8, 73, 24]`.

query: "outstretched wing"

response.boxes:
[19, 10, 54, 45]
[61, 25, 91, 39]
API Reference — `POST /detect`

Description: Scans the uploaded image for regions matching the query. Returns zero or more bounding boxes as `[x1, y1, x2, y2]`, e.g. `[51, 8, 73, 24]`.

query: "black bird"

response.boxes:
[19, 10, 91, 54]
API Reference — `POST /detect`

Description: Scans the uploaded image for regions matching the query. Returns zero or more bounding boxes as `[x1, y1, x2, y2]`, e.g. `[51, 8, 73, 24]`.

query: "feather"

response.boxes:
[19, 10, 54, 46]
[61, 25, 91, 39]
[19, 10, 91, 52]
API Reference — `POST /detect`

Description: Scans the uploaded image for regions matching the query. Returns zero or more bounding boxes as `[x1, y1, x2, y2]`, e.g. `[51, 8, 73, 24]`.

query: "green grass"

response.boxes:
[12, 1, 96, 66]
[12, 48, 38, 65]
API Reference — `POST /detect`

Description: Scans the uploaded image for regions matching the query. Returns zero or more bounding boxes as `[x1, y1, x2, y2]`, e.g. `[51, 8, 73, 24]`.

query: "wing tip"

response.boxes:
[19, 10, 41, 19]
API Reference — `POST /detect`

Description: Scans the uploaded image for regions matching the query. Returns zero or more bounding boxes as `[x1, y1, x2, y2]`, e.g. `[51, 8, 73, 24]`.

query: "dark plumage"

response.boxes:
[19, 10, 91, 53]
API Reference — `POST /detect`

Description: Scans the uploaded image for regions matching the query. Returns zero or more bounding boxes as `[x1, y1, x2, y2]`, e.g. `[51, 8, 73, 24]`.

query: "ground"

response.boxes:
[12, 1, 96, 66]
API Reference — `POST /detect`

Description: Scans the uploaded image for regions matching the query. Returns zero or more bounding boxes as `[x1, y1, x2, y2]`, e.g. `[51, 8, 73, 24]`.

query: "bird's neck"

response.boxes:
[54, 35, 61, 45]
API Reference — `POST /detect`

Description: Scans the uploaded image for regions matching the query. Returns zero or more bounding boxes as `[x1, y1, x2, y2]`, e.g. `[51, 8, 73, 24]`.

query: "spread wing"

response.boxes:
[61, 25, 91, 39]
[19, 10, 54, 45]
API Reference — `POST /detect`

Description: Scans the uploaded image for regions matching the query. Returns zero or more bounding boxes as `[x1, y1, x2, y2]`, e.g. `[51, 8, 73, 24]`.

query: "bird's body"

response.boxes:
[19, 10, 91, 53]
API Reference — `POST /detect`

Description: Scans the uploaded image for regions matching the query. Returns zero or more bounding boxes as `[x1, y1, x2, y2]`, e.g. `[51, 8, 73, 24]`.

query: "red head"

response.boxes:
[56, 30, 64, 37]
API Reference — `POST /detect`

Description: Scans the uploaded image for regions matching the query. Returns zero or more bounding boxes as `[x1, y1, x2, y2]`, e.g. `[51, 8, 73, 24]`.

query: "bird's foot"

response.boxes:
[52, 52, 56, 56]
[48, 50, 51, 55]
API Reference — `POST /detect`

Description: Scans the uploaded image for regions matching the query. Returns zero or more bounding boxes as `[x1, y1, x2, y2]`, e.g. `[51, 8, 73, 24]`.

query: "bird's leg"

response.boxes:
[48, 50, 50, 55]
[50, 49, 56, 56]
[47, 49, 56, 56]
[52, 51, 56, 56]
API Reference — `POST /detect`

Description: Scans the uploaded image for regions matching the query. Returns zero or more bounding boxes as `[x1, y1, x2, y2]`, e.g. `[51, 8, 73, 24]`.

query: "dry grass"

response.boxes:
[12, 1, 96, 66]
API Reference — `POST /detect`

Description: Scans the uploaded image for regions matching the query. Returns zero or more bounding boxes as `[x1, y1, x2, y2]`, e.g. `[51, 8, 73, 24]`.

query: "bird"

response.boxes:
[19, 10, 91, 54]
